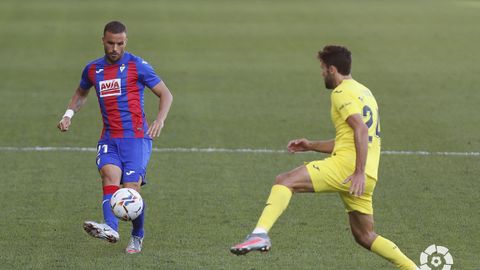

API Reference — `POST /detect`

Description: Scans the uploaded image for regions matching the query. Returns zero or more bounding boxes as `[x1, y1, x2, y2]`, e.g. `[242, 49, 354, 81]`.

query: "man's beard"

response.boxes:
[107, 52, 120, 63]
[324, 77, 335, 89]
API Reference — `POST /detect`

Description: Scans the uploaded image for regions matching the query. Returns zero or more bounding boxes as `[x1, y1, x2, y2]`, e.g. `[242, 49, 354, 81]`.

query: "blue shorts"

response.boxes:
[96, 138, 152, 185]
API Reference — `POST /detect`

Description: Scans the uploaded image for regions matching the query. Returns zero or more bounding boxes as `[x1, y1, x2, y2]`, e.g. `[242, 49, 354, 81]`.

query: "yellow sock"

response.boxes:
[255, 184, 292, 232]
[371, 236, 418, 270]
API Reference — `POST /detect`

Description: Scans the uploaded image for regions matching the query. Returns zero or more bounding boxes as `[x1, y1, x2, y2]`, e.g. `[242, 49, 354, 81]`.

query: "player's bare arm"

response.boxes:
[342, 113, 368, 197]
[57, 86, 90, 132]
[287, 138, 335, 153]
[147, 81, 173, 138]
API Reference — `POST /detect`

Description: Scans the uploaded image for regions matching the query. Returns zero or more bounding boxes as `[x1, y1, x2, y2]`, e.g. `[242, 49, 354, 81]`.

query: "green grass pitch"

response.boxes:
[0, 0, 479, 269]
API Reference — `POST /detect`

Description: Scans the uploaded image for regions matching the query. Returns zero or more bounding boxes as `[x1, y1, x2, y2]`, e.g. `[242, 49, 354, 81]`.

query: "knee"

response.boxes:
[274, 173, 289, 186]
[274, 173, 297, 193]
[352, 230, 377, 249]
[102, 175, 118, 186]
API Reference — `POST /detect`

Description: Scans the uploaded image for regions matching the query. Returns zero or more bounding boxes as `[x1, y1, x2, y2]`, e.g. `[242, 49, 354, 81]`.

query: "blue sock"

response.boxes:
[132, 201, 145, 237]
[103, 185, 119, 232]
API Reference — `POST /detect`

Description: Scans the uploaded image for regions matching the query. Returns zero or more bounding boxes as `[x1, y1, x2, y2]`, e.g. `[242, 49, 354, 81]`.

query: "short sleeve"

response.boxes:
[138, 59, 162, 89]
[331, 90, 362, 120]
[79, 64, 93, 90]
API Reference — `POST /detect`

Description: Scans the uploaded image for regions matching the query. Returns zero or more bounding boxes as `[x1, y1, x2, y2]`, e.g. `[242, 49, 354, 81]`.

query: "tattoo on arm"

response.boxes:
[74, 97, 86, 111]
[70, 88, 89, 112]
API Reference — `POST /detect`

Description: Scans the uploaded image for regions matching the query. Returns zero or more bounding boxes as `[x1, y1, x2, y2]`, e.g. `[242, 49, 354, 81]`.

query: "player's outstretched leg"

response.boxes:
[83, 221, 120, 243]
[230, 166, 312, 255]
[230, 233, 271, 255]
[230, 184, 292, 255]
[83, 185, 120, 243]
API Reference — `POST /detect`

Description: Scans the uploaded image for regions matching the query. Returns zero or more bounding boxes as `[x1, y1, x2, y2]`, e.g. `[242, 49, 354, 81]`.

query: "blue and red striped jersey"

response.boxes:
[79, 52, 161, 140]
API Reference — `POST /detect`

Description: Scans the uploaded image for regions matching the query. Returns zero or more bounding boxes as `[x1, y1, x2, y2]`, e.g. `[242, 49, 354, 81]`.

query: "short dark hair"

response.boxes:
[317, 45, 352, 75]
[103, 21, 127, 36]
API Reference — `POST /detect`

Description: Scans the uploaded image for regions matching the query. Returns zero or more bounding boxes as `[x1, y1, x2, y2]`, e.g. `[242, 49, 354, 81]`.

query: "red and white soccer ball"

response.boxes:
[110, 188, 144, 221]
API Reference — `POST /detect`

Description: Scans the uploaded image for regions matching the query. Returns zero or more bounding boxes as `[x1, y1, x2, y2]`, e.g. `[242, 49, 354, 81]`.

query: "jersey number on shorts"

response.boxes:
[362, 105, 380, 142]
[97, 144, 108, 156]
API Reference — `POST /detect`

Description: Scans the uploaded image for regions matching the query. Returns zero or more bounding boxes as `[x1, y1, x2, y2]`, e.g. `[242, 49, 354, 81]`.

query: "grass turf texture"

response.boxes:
[0, 0, 479, 269]
[0, 152, 478, 269]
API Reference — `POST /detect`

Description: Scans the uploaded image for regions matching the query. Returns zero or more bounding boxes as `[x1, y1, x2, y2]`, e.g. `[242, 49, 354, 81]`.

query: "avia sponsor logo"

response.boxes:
[99, 79, 122, 97]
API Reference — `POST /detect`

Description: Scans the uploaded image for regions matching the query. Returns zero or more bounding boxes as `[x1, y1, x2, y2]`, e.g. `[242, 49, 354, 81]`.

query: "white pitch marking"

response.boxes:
[0, 146, 479, 157]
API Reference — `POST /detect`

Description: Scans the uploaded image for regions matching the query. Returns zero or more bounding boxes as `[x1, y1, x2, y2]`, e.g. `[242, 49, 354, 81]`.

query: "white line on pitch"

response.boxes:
[0, 146, 479, 157]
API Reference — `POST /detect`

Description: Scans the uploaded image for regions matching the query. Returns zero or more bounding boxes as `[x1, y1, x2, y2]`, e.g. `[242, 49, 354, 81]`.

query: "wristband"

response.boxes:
[63, 109, 74, 119]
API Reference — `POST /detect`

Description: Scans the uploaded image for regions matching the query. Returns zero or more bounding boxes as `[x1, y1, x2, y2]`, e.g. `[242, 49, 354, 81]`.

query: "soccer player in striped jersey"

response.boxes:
[230, 45, 418, 270]
[57, 21, 173, 254]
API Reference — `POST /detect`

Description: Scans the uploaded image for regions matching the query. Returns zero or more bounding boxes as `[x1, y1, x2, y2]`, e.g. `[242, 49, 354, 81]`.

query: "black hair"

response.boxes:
[103, 21, 127, 36]
[318, 45, 352, 75]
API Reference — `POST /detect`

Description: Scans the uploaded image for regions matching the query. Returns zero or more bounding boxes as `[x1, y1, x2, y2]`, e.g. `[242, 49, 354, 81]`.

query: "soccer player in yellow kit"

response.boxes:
[230, 45, 418, 270]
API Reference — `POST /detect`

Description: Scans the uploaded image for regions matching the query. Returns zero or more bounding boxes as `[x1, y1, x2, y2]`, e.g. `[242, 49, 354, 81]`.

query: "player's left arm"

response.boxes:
[342, 113, 369, 197]
[147, 81, 173, 138]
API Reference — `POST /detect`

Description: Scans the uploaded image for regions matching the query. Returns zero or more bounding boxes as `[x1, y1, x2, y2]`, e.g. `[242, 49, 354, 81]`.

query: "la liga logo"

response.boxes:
[419, 244, 453, 270]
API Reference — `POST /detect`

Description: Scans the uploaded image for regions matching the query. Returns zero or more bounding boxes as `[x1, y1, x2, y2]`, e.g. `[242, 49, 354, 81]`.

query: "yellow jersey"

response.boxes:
[330, 79, 381, 179]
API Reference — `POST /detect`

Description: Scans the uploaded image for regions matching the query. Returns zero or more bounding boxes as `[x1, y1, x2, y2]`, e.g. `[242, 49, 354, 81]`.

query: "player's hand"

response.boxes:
[147, 119, 164, 138]
[342, 172, 365, 197]
[287, 138, 311, 153]
[57, 117, 71, 132]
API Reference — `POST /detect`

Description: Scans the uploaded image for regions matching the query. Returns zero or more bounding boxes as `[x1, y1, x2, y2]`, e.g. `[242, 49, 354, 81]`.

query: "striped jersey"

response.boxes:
[79, 52, 161, 140]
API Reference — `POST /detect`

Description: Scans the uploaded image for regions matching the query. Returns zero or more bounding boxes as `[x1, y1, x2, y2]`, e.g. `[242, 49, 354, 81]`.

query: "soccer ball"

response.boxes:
[110, 188, 144, 221]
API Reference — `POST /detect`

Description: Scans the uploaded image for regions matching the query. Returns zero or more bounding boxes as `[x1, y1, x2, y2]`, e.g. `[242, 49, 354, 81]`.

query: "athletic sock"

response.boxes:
[252, 228, 267, 234]
[132, 201, 145, 238]
[255, 184, 293, 232]
[102, 185, 119, 232]
[371, 235, 418, 270]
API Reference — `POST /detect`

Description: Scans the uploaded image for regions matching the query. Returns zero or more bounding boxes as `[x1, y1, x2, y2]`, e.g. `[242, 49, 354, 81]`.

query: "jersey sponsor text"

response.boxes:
[99, 79, 121, 97]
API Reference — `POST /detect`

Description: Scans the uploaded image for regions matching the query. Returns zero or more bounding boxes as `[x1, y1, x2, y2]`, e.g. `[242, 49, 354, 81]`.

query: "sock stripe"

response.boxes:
[103, 185, 119, 195]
